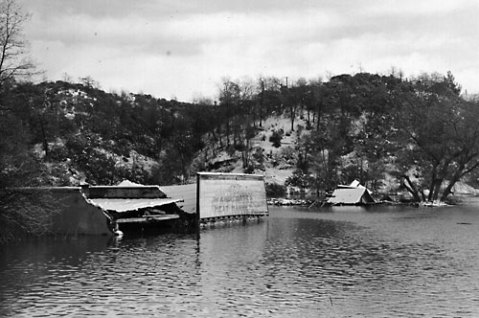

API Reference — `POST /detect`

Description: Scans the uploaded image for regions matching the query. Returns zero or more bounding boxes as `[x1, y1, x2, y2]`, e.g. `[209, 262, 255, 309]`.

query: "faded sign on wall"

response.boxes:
[198, 172, 268, 219]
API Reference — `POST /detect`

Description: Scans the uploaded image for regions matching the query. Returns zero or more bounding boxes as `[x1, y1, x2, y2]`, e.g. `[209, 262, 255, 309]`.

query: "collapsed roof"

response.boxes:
[327, 180, 375, 205]
[82, 181, 183, 214]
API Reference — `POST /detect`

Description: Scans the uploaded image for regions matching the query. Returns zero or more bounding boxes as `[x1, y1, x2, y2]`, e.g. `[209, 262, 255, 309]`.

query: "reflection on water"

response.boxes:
[1, 204, 479, 317]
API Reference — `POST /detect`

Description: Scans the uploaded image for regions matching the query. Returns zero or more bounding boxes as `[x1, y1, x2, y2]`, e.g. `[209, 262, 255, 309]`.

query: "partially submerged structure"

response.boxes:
[326, 180, 375, 205]
[12, 173, 268, 236]
[196, 172, 268, 222]
[83, 180, 194, 233]
[162, 173, 269, 224]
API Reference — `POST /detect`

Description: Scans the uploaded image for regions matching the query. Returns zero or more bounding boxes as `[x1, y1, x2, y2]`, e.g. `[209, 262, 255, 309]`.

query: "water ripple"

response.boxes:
[1, 207, 479, 317]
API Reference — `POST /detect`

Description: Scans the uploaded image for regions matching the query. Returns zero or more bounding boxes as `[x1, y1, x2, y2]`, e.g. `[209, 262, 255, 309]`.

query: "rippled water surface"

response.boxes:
[2, 203, 479, 317]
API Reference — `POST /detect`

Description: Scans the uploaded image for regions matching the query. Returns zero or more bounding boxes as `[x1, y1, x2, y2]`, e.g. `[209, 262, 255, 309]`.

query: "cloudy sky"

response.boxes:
[19, 0, 479, 101]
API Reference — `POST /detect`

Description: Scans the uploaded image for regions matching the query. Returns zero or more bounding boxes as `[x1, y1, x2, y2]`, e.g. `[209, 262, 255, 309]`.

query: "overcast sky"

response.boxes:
[19, 0, 479, 101]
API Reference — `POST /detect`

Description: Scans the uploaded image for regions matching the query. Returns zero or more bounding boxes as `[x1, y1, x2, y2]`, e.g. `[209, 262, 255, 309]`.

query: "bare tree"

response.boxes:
[0, 0, 34, 91]
[218, 78, 240, 147]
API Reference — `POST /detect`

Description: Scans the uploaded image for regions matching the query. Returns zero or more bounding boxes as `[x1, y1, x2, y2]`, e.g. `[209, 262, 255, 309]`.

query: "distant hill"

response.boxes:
[2, 71, 479, 203]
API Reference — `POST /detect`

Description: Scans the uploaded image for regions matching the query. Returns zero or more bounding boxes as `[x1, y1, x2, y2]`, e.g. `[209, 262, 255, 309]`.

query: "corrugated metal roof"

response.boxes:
[87, 198, 183, 213]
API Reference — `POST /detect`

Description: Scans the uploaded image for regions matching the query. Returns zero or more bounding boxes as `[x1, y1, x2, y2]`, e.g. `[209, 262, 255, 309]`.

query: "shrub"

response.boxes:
[234, 143, 246, 151]
[285, 169, 314, 189]
[49, 145, 69, 161]
[244, 164, 254, 174]
[0, 190, 60, 244]
[269, 130, 283, 148]
[265, 183, 286, 198]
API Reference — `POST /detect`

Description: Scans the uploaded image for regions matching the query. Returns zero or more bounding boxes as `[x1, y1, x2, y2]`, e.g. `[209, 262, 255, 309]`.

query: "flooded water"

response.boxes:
[1, 202, 479, 317]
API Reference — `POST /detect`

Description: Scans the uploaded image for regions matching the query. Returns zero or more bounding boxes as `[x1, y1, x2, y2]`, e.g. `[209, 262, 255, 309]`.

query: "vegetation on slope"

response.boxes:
[2, 72, 479, 201]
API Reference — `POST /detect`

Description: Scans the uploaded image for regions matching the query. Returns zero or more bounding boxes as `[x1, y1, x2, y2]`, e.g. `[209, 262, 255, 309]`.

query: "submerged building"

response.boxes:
[327, 180, 375, 205]
[12, 173, 268, 236]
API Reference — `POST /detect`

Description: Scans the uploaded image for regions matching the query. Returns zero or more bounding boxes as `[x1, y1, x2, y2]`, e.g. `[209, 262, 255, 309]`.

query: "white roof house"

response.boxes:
[327, 180, 375, 205]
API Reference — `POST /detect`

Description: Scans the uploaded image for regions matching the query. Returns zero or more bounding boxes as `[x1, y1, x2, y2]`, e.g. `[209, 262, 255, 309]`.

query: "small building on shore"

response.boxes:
[327, 180, 375, 205]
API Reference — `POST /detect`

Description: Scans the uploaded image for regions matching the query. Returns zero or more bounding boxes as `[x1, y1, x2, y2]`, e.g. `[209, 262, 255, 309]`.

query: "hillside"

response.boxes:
[1, 80, 213, 187]
[2, 72, 479, 203]
[196, 114, 308, 183]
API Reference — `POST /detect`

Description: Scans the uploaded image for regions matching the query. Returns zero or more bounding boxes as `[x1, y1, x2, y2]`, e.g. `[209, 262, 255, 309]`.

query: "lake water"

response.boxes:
[1, 201, 479, 317]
